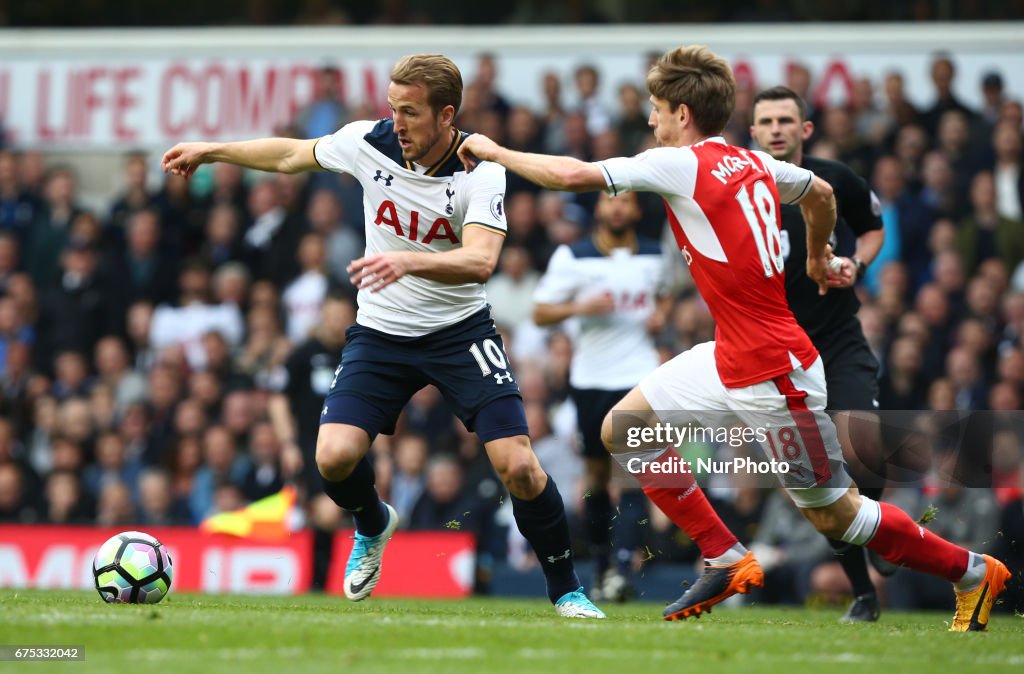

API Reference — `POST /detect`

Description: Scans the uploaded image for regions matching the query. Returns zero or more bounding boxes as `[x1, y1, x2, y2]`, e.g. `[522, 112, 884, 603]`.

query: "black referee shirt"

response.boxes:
[781, 156, 883, 347]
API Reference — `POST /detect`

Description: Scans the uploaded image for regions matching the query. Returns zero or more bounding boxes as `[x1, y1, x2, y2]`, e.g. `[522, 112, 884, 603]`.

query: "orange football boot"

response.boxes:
[950, 554, 1012, 632]
[663, 551, 764, 621]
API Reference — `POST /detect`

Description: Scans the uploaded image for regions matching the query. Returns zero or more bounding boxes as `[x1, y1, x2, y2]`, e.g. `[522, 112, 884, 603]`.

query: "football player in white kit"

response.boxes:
[163, 54, 603, 618]
[533, 190, 669, 600]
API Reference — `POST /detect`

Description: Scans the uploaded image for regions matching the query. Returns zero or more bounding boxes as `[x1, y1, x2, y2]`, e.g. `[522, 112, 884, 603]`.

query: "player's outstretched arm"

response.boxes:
[348, 226, 504, 292]
[798, 175, 837, 296]
[533, 294, 616, 326]
[459, 134, 606, 192]
[161, 137, 319, 179]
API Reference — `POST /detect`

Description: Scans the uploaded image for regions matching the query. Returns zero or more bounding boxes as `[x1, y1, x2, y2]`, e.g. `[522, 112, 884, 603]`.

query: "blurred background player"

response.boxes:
[750, 85, 887, 622]
[460, 44, 1012, 632]
[163, 54, 603, 618]
[268, 290, 354, 589]
[532, 190, 670, 600]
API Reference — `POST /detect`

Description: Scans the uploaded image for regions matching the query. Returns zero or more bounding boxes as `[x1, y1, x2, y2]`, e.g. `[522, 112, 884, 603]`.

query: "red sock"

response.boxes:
[636, 450, 738, 559]
[865, 502, 969, 582]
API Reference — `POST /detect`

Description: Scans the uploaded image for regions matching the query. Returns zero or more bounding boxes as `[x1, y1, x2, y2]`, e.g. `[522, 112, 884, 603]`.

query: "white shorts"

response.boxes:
[639, 341, 851, 508]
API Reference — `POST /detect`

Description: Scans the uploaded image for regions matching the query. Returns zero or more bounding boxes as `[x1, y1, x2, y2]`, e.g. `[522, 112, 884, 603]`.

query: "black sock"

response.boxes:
[511, 474, 581, 603]
[311, 527, 335, 591]
[827, 538, 875, 596]
[320, 457, 387, 536]
[827, 485, 883, 596]
[614, 490, 646, 576]
[584, 488, 612, 578]
[823, 485, 880, 594]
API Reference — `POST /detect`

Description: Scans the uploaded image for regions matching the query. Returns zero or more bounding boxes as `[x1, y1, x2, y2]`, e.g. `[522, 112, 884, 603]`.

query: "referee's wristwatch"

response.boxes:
[852, 257, 867, 281]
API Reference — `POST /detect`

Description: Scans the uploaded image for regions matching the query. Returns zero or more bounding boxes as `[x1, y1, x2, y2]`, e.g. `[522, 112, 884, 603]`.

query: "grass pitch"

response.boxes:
[1, 590, 1022, 673]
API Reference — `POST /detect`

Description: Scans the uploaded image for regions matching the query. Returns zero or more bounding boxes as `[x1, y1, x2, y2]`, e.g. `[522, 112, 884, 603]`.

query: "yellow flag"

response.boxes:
[200, 486, 296, 541]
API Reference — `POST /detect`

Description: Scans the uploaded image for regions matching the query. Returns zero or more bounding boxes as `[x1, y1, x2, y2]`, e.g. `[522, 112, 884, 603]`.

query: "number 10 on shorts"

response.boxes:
[468, 339, 514, 383]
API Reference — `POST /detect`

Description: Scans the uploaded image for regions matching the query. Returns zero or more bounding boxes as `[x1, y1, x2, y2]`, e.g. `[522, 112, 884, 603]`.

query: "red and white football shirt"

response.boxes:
[597, 137, 819, 388]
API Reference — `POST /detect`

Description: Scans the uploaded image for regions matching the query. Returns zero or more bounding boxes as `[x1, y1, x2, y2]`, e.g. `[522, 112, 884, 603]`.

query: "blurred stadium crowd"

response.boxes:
[0, 51, 1022, 609]
[6, 0, 1019, 27]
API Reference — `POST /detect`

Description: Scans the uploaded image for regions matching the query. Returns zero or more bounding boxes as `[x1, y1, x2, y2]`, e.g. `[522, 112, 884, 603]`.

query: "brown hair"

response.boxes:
[646, 46, 736, 136]
[390, 54, 463, 115]
[753, 85, 808, 121]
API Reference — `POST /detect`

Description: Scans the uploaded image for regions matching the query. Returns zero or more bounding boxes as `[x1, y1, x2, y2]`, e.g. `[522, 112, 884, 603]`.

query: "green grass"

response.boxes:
[1, 591, 1023, 673]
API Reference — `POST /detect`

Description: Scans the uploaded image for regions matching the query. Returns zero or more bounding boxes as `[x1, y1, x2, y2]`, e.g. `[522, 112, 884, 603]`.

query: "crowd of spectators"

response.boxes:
[0, 51, 1022, 608]
[4, 0, 1019, 27]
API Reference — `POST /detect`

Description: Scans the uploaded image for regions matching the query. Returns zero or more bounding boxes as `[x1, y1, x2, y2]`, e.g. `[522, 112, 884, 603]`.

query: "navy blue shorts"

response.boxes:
[819, 336, 880, 413]
[320, 307, 527, 443]
[570, 387, 629, 458]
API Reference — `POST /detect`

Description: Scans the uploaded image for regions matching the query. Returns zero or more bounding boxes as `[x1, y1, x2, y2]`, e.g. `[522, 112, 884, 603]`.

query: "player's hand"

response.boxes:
[161, 142, 216, 179]
[575, 292, 616, 316]
[348, 252, 410, 292]
[825, 256, 857, 288]
[458, 133, 500, 173]
[646, 310, 667, 335]
[807, 254, 831, 296]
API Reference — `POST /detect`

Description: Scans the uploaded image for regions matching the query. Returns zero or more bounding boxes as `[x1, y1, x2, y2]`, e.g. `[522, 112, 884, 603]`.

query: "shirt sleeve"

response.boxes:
[313, 120, 376, 175]
[838, 169, 885, 235]
[595, 147, 697, 198]
[753, 150, 815, 205]
[532, 245, 580, 304]
[462, 161, 508, 235]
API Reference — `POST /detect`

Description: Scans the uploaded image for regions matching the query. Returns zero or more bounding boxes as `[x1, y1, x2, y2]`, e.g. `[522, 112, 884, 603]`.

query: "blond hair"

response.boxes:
[390, 54, 463, 115]
[646, 46, 736, 136]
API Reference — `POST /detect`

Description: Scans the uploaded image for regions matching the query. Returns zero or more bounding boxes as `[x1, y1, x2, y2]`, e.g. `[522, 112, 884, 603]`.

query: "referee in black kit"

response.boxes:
[750, 86, 887, 622]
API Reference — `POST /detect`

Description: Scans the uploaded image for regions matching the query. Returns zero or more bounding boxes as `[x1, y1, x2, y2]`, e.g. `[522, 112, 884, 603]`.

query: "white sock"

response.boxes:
[840, 496, 882, 546]
[705, 542, 747, 567]
[953, 552, 987, 592]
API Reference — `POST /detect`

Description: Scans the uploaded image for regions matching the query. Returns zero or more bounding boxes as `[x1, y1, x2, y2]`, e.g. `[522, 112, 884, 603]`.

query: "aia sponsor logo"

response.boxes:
[374, 200, 459, 244]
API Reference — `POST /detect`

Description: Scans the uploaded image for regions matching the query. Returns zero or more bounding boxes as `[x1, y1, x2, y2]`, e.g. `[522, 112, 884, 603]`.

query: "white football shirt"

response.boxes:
[533, 237, 667, 390]
[283, 270, 328, 342]
[314, 119, 508, 336]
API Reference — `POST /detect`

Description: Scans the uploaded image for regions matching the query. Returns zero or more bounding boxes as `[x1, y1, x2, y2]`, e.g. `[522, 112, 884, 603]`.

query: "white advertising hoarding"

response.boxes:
[0, 24, 1021, 150]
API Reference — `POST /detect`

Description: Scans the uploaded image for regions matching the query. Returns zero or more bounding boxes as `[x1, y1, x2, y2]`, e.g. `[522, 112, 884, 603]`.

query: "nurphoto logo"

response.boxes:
[625, 454, 790, 476]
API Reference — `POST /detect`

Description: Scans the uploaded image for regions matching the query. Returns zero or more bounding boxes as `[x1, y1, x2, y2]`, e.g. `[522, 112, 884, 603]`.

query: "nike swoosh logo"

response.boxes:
[349, 566, 380, 595]
[969, 582, 989, 628]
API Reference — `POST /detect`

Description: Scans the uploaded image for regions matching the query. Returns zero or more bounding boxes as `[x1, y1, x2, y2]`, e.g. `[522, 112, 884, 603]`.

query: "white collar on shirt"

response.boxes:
[691, 136, 728, 147]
